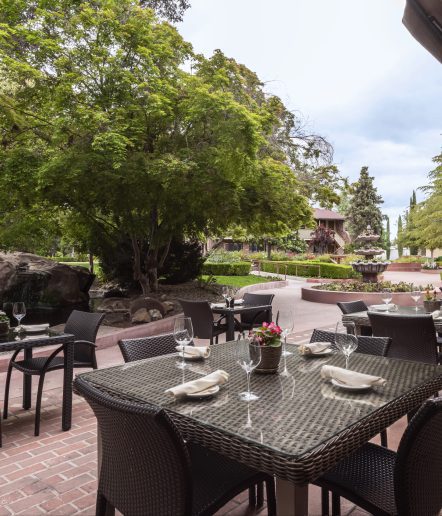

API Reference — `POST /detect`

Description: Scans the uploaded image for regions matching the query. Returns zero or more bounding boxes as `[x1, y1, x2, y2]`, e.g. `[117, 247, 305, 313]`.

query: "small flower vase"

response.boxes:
[254, 342, 282, 374]
[0, 320, 10, 336]
[423, 300, 441, 313]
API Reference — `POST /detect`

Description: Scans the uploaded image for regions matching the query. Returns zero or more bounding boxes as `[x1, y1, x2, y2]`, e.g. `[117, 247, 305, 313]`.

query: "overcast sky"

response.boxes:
[179, 0, 442, 236]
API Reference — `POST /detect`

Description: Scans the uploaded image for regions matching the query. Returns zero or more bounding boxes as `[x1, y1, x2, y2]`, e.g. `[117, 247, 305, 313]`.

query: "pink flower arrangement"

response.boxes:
[250, 321, 282, 347]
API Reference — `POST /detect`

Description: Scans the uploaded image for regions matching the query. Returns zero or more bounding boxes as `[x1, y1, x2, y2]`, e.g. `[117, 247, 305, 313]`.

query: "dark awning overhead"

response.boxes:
[403, 0, 442, 63]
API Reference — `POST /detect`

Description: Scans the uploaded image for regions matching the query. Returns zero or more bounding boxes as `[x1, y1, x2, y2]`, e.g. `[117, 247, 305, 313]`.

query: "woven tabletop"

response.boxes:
[343, 306, 442, 332]
[77, 342, 442, 483]
[0, 330, 73, 353]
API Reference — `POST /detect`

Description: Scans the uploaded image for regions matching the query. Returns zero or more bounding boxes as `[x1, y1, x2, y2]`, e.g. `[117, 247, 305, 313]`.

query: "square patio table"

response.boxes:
[211, 303, 272, 340]
[0, 329, 75, 431]
[76, 342, 442, 515]
[343, 306, 442, 335]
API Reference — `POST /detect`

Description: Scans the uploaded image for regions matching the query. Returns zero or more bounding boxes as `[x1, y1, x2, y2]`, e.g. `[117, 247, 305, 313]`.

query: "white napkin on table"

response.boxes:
[299, 342, 331, 355]
[431, 310, 441, 319]
[21, 323, 49, 332]
[321, 365, 387, 387]
[175, 346, 210, 359]
[369, 304, 396, 312]
[165, 370, 229, 398]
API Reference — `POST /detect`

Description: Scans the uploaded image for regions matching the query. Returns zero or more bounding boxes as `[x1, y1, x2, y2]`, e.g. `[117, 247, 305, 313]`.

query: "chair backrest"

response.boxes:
[64, 310, 105, 364]
[394, 397, 442, 516]
[337, 300, 368, 314]
[119, 332, 180, 363]
[178, 299, 214, 339]
[75, 378, 192, 515]
[241, 293, 274, 326]
[309, 329, 390, 356]
[368, 313, 438, 364]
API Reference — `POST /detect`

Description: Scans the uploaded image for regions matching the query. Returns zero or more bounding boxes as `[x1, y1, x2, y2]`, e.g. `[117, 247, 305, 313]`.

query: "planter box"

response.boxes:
[386, 262, 421, 272]
[301, 286, 421, 306]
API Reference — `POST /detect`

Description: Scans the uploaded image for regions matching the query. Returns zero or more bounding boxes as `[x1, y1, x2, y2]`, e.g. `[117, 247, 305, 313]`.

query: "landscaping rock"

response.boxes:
[163, 301, 175, 313]
[131, 308, 151, 324]
[130, 297, 166, 316]
[96, 297, 131, 313]
[148, 309, 163, 321]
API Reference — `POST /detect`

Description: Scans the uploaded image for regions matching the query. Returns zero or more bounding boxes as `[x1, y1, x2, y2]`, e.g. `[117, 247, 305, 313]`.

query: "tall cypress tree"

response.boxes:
[383, 215, 391, 259]
[397, 215, 403, 257]
[347, 167, 384, 240]
[403, 190, 420, 255]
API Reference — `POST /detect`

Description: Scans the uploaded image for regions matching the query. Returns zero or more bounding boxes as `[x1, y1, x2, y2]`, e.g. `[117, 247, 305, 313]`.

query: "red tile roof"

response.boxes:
[313, 208, 346, 221]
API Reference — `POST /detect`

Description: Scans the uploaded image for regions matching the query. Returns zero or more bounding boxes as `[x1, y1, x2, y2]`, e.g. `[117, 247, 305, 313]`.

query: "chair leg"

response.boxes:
[96, 492, 114, 516]
[380, 429, 388, 447]
[3, 362, 14, 419]
[265, 478, 276, 516]
[34, 373, 47, 437]
[331, 493, 341, 516]
[248, 486, 256, 507]
[215, 334, 219, 344]
[256, 481, 264, 507]
[321, 487, 330, 515]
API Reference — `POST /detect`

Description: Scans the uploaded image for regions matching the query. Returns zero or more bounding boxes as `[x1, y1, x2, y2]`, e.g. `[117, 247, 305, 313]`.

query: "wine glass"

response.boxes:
[381, 288, 392, 311]
[174, 317, 193, 369]
[221, 286, 230, 307]
[335, 321, 358, 369]
[411, 289, 421, 312]
[12, 302, 26, 333]
[236, 337, 261, 401]
[277, 308, 295, 357]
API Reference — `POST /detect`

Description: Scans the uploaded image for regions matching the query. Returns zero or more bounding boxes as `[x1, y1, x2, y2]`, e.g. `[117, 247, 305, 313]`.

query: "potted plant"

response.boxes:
[250, 321, 282, 374]
[423, 288, 441, 313]
[0, 311, 10, 336]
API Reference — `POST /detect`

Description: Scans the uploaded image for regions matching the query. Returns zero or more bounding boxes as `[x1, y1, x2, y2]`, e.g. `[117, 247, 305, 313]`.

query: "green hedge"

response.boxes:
[260, 260, 355, 279]
[202, 261, 251, 276]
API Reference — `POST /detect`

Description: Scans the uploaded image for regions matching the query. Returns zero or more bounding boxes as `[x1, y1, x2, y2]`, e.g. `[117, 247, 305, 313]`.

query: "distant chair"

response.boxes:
[337, 300, 371, 336]
[239, 293, 274, 332]
[178, 299, 228, 345]
[368, 312, 439, 364]
[75, 377, 276, 516]
[315, 397, 442, 516]
[309, 329, 390, 357]
[3, 310, 104, 436]
[119, 332, 180, 363]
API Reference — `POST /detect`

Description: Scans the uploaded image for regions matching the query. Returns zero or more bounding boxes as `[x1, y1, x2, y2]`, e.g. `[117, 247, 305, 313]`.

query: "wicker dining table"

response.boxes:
[0, 329, 75, 430]
[211, 302, 272, 340]
[76, 341, 442, 515]
[342, 306, 442, 335]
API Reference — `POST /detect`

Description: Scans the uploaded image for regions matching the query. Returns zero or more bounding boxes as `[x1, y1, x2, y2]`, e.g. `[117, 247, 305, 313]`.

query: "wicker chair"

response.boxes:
[239, 293, 274, 332]
[178, 299, 229, 345]
[368, 312, 439, 364]
[315, 397, 442, 516]
[119, 332, 181, 362]
[337, 300, 371, 336]
[74, 377, 276, 516]
[3, 310, 104, 436]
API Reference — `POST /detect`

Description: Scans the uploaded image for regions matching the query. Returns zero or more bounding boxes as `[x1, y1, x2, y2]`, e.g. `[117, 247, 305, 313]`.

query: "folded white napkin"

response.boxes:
[165, 369, 229, 398]
[175, 345, 210, 358]
[431, 310, 441, 319]
[300, 342, 331, 355]
[21, 324, 49, 332]
[369, 304, 395, 312]
[321, 365, 387, 387]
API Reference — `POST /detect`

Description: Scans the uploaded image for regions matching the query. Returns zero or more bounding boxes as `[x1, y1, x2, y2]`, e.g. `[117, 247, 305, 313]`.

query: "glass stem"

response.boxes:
[246, 371, 251, 396]
[345, 355, 349, 369]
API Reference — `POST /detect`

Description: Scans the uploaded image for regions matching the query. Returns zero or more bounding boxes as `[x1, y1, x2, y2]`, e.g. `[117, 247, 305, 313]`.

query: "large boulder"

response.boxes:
[96, 297, 131, 313]
[0, 252, 94, 307]
[129, 297, 167, 317]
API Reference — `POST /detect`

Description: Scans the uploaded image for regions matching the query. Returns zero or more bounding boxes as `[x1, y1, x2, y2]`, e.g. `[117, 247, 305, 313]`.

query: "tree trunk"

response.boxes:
[88, 252, 94, 274]
[266, 240, 272, 260]
[131, 235, 150, 295]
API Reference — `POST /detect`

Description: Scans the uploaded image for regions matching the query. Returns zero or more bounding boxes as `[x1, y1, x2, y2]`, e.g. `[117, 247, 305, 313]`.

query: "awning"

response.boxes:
[403, 0, 442, 63]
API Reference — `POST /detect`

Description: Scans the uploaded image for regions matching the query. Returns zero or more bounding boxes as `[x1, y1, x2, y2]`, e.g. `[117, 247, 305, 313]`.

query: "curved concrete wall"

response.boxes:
[386, 262, 421, 272]
[302, 286, 416, 306]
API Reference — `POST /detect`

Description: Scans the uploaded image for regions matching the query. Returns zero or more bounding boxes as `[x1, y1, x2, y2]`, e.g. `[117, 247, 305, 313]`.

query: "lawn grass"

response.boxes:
[59, 261, 102, 275]
[202, 274, 273, 288]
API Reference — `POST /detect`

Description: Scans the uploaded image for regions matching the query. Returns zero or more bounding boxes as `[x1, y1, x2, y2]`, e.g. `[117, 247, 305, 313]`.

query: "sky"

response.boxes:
[178, 0, 442, 237]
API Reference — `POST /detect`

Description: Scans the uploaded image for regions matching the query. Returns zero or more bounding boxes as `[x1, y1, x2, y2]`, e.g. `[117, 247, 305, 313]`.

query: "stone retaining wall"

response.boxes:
[301, 286, 416, 306]
[386, 262, 421, 272]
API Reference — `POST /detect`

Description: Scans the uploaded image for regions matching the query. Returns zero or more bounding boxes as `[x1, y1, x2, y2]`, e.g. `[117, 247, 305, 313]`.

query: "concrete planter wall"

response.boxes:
[421, 269, 441, 274]
[386, 262, 421, 272]
[302, 286, 417, 306]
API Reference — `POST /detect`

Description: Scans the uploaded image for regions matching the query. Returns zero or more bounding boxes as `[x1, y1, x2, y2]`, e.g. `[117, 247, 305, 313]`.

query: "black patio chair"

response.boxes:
[337, 300, 372, 336]
[315, 397, 442, 516]
[74, 377, 276, 516]
[3, 310, 104, 436]
[119, 332, 182, 362]
[178, 299, 229, 345]
[239, 293, 274, 332]
[368, 312, 439, 364]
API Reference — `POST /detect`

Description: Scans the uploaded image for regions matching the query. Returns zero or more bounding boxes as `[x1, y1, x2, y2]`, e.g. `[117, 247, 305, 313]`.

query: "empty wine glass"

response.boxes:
[174, 317, 193, 369]
[12, 302, 26, 333]
[411, 289, 421, 311]
[277, 308, 295, 357]
[335, 321, 358, 369]
[236, 337, 261, 401]
[381, 288, 392, 311]
[221, 286, 230, 307]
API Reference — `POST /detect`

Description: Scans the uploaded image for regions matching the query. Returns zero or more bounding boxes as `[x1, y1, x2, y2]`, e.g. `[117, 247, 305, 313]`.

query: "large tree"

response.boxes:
[402, 189, 420, 255]
[0, 0, 313, 292]
[346, 167, 384, 240]
[397, 215, 404, 257]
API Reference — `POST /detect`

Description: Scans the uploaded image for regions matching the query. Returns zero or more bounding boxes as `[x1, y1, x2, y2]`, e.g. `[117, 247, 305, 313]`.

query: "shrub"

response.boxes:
[202, 261, 251, 276]
[311, 281, 420, 293]
[160, 240, 204, 284]
[260, 261, 355, 279]
[205, 249, 243, 263]
[393, 256, 426, 263]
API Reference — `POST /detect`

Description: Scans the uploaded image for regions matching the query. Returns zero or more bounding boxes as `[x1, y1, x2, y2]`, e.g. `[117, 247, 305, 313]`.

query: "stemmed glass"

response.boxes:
[381, 288, 392, 311]
[236, 336, 261, 401]
[335, 321, 358, 369]
[411, 289, 421, 312]
[221, 286, 230, 307]
[277, 308, 295, 357]
[13, 302, 26, 333]
[174, 317, 193, 369]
